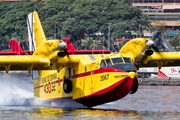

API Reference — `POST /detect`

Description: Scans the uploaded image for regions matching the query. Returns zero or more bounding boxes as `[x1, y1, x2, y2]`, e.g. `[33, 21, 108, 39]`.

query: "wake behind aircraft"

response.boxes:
[1, 11, 180, 107]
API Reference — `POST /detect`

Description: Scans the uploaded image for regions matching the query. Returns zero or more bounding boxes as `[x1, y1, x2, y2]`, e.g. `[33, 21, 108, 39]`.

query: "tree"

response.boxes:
[0, 1, 43, 44]
[170, 32, 180, 49]
[0, 0, 145, 51]
[39, 0, 75, 39]
[62, 0, 145, 50]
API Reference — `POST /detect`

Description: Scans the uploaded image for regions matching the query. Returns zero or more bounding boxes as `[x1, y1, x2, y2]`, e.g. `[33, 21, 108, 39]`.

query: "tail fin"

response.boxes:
[27, 11, 46, 51]
[158, 70, 168, 77]
[9, 39, 23, 53]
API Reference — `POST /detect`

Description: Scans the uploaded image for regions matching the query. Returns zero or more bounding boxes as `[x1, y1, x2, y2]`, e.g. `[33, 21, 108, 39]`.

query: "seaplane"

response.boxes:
[1, 11, 180, 107]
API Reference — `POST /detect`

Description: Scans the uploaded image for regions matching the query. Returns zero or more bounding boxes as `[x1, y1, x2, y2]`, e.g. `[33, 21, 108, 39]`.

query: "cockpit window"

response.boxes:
[123, 57, 132, 63]
[111, 58, 123, 64]
[105, 59, 112, 66]
[100, 60, 106, 68]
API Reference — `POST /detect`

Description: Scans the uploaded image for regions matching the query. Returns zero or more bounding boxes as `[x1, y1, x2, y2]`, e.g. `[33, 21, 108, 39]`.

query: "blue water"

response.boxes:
[0, 74, 180, 120]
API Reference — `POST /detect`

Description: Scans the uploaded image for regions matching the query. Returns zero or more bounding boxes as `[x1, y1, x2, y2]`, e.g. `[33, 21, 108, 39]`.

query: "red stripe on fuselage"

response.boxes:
[34, 68, 127, 89]
[55, 79, 63, 83]
[72, 68, 126, 78]
[34, 79, 63, 89]
[34, 85, 44, 89]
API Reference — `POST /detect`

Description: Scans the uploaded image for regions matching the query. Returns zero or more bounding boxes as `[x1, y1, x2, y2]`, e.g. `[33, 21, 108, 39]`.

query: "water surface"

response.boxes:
[0, 74, 180, 120]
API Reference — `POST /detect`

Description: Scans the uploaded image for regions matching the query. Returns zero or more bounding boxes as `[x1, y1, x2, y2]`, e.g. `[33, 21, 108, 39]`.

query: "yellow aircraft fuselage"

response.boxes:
[33, 54, 138, 107]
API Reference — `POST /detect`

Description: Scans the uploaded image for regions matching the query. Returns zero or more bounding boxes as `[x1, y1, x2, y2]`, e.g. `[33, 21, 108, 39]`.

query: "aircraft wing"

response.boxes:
[0, 55, 50, 73]
[0, 51, 33, 55]
[141, 52, 180, 68]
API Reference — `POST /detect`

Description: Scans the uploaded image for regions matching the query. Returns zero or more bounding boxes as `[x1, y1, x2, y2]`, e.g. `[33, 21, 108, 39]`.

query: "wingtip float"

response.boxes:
[0, 11, 180, 107]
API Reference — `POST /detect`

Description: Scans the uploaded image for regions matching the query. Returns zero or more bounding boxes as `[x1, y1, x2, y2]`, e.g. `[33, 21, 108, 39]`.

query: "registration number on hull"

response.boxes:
[100, 74, 109, 81]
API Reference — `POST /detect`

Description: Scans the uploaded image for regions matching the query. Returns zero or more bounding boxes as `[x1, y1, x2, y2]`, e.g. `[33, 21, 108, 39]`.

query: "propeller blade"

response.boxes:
[52, 41, 67, 51]
[152, 45, 159, 52]
[145, 39, 160, 52]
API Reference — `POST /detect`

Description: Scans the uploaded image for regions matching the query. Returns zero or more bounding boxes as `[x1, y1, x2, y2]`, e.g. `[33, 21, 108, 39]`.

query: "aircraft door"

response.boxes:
[91, 62, 99, 93]
[83, 65, 94, 94]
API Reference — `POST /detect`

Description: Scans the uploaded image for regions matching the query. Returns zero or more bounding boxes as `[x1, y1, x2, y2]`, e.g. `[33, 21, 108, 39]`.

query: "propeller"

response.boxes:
[52, 41, 67, 51]
[142, 39, 160, 56]
[146, 39, 159, 53]
[53, 29, 85, 58]
[152, 45, 159, 52]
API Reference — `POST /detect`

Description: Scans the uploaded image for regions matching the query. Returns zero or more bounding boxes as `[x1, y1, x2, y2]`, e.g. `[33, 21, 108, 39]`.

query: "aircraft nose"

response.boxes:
[128, 71, 138, 78]
[114, 71, 138, 79]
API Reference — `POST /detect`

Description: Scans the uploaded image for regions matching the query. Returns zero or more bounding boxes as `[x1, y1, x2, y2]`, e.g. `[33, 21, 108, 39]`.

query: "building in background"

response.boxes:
[131, 0, 180, 38]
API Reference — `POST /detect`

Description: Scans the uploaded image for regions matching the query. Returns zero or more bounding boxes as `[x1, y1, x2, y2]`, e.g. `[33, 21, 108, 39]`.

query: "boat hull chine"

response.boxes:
[74, 77, 136, 107]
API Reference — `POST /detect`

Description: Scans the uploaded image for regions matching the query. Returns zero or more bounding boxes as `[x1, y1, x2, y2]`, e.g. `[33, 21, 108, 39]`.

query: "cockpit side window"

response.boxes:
[100, 60, 106, 68]
[111, 58, 123, 64]
[123, 57, 132, 63]
[105, 59, 112, 66]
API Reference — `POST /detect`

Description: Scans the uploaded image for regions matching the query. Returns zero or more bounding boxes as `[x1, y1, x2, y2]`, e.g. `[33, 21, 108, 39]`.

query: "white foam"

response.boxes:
[0, 73, 87, 108]
[0, 73, 33, 106]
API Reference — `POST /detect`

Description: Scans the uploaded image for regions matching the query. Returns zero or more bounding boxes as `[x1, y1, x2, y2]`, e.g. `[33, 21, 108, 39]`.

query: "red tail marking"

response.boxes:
[158, 70, 168, 77]
[9, 39, 23, 53]
[62, 38, 111, 54]
[116, 39, 132, 41]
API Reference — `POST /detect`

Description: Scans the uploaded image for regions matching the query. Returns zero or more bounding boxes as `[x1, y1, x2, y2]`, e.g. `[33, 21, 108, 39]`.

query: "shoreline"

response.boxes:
[138, 77, 180, 86]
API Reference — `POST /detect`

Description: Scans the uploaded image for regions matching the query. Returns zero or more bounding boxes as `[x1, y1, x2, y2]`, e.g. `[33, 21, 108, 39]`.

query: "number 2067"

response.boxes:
[100, 74, 109, 81]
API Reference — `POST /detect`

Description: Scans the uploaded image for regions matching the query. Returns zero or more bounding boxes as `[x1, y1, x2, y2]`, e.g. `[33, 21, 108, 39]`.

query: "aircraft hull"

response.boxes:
[74, 77, 137, 107]
[34, 68, 138, 107]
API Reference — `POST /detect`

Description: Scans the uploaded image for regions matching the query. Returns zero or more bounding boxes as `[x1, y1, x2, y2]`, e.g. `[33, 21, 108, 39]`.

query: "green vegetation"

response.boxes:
[170, 32, 180, 50]
[0, 0, 146, 51]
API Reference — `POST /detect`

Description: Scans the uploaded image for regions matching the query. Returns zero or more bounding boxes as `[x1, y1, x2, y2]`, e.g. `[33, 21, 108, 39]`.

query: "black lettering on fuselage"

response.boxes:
[42, 73, 57, 93]
[100, 74, 109, 81]
[41, 73, 57, 84]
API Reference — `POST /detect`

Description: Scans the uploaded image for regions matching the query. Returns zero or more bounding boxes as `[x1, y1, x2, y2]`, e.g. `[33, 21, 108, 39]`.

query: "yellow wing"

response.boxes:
[141, 52, 180, 68]
[119, 38, 180, 69]
[0, 55, 50, 73]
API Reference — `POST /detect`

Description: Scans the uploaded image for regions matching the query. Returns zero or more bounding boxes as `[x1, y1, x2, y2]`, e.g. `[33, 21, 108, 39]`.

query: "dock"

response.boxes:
[138, 77, 180, 86]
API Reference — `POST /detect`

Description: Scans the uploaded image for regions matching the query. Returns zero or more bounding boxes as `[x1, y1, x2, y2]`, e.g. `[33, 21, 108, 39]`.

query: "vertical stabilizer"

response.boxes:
[9, 39, 23, 53]
[27, 11, 46, 51]
[158, 70, 168, 77]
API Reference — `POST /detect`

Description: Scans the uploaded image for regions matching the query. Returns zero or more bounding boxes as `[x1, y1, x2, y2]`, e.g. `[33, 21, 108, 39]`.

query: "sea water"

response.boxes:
[0, 73, 180, 120]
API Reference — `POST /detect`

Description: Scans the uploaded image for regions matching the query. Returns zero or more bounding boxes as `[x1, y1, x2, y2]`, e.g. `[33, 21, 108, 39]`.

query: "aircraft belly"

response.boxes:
[74, 76, 135, 107]
[72, 69, 135, 107]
